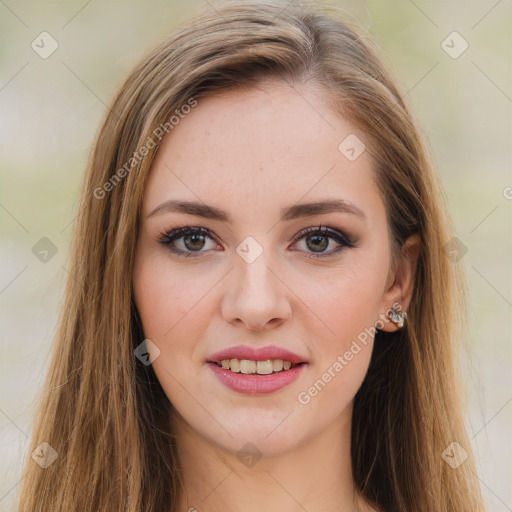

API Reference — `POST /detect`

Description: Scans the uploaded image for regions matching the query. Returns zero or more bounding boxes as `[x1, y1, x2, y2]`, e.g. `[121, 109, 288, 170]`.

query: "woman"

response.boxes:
[17, 1, 486, 511]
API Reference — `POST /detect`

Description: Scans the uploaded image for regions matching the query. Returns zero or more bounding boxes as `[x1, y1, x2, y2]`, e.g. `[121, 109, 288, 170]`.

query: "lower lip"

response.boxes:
[207, 362, 308, 395]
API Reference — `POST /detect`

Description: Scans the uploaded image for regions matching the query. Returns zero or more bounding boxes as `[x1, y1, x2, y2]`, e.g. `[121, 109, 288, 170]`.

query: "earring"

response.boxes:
[388, 308, 407, 329]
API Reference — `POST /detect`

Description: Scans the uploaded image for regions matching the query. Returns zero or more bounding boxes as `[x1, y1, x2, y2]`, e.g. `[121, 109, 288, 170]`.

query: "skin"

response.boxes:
[132, 79, 420, 512]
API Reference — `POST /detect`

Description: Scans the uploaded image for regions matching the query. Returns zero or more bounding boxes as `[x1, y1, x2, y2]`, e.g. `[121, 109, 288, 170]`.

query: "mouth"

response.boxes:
[206, 358, 309, 395]
[207, 359, 308, 375]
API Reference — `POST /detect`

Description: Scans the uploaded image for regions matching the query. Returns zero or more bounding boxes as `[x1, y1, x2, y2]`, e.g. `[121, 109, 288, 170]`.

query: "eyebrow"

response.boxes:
[147, 198, 366, 222]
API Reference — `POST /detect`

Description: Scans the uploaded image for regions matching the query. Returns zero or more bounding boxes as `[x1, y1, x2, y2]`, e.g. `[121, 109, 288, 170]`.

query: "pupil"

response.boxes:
[185, 234, 205, 251]
[307, 234, 328, 252]
[183, 233, 328, 252]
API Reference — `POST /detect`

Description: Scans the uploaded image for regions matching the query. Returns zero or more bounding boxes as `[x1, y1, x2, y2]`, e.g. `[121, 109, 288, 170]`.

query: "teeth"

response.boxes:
[240, 359, 256, 374]
[257, 360, 273, 374]
[214, 358, 299, 374]
[273, 359, 283, 372]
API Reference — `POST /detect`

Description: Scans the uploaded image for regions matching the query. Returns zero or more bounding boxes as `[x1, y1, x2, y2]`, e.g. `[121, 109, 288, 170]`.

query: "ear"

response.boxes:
[379, 233, 421, 333]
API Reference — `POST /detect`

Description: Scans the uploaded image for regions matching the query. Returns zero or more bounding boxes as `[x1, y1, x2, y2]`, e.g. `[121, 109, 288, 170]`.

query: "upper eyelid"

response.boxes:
[291, 225, 350, 242]
[160, 225, 354, 250]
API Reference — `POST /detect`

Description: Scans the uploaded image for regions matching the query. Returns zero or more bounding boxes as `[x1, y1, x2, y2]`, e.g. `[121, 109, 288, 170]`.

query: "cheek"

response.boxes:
[297, 252, 388, 346]
[293, 250, 388, 404]
[132, 254, 214, 405]
[133, 252, 216, 343]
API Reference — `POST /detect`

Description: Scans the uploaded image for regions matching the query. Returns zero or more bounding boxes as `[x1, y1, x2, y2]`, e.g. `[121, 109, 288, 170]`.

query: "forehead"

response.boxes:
[142, 81, 384, 225]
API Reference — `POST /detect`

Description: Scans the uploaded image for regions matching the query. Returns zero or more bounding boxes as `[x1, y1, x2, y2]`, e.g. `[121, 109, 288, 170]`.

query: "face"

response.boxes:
[133, 80, 406, 457]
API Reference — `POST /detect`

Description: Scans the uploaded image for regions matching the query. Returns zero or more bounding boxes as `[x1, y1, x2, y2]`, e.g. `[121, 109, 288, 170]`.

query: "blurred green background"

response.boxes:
[1, 1, 510, 510]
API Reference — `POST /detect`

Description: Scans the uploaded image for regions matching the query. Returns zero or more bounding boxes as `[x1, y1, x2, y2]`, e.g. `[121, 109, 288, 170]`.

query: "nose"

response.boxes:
[221, 248, 292, 331]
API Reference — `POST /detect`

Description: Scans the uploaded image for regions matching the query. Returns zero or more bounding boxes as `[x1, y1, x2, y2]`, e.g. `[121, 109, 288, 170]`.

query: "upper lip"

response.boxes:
[207, 344, 308, 364]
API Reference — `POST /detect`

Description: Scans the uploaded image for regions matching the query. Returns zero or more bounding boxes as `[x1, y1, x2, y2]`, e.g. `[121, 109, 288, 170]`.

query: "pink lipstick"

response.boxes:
[206, 344, 309, 395]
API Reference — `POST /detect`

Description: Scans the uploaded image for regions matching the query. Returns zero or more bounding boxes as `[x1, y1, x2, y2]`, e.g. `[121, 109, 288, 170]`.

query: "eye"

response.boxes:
[290, 225, 356, 259]
[158, 224, 357, 259]
[158, 226, 219, 258]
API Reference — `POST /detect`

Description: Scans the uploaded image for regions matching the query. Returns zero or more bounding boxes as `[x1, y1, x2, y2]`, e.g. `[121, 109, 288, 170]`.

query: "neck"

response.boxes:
[171, 402, 373, 512]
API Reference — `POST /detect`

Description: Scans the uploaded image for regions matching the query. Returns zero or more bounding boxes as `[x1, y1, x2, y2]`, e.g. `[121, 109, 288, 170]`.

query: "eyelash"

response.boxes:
[157, 224, 357, 260]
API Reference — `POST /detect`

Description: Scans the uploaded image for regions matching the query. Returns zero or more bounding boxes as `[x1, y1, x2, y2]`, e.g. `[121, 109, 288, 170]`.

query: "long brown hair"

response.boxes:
[16, 1, 486, 510]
